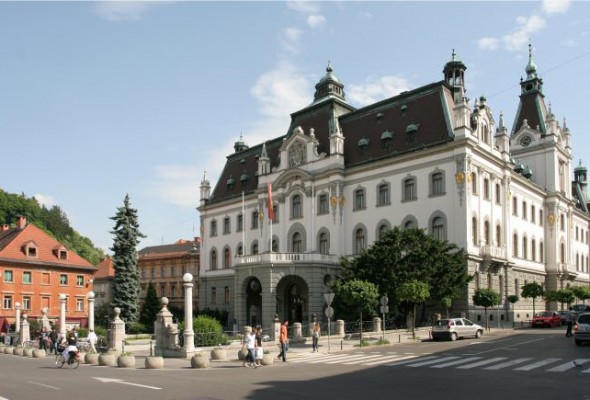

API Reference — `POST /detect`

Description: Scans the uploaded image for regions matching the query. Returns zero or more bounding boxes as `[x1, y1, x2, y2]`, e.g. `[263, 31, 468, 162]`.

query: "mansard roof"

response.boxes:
[138, 239, 200, 258]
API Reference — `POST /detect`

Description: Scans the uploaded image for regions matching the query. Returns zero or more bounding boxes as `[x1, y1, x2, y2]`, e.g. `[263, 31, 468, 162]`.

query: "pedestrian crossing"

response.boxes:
[291, 351, 590, 373]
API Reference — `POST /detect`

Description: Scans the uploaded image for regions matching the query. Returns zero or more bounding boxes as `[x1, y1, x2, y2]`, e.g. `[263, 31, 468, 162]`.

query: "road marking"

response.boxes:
[357, 355, 412, 366]
[464, 338, 545, 355]
[408, 356, 459, 367]
[514, 358, 562, 371]
[93, 377, 161, 390]
[0, 396, 9, 400]
[484, 357, 531, 370]
[456, 357, 508, 369]
[27, 381, 60, 390]
[430, 357, 482, 368]
[386, 355, 437, 366]
[547, 359, 590, 372]
[324, 354, 385, 364]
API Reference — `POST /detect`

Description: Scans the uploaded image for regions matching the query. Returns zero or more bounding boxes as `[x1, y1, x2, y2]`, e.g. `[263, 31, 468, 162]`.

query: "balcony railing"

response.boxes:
[235, 252, 340, 266]
[479, 245, 506, 260]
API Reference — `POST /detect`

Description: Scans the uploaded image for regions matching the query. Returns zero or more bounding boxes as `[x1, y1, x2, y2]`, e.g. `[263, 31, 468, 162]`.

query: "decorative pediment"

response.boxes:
[277, 126, 322, 171]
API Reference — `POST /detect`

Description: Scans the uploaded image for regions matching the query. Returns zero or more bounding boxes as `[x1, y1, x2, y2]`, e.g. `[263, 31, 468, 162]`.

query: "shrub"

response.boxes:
[95, 326, 108, 337]
[77, 327, 89, 338]
[126, 322, 150, 334]
[192, 315, 229, 346]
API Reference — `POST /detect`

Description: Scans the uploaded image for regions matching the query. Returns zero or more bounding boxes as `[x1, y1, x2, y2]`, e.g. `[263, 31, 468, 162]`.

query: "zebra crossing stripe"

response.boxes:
[514, 358, 562, 371]
[324, 354, 385, 364]
[456, 357, 507, 369]
[484, 358, 531, 370]
[359, 355, 414, 366]
[292, 353, 369, 364]
[407, 356, 459, 367]
[430, 356, 482, 368]
[547, 359, 590, 372]
[386, 355, 437, 366]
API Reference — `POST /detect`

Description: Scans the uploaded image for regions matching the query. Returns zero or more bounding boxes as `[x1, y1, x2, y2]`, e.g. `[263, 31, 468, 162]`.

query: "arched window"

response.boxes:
[513, 233, 518, 257]
[354, 228, 366, 254]
[223, 247, 231, 268]
[237, 245, 243, 257]
[251, 242, 258, 255]
[472, 217, 478, 245]
[292, 232, 302, 253]
[496, 224, 502, 246]
[272, 239, 278, 252]
[403, 178, 417, 201]
[378, 183, 390, 206]
[483, 179, 490, 200]
[354, 188, 366, 210]
[531, 239, 536, 262]
[292, 194, 302, 219]
[378, 224, 389, 239]
[560, 242, 566, 263]
[484, 220, 490, 244]
[319, 232, 329, 255]
[471, 172, 477, 195]
[522, 236, 528, 259]
[210, 249, 218, 270]
[432, 217, 445, 241]
[540, 242, 544, 263]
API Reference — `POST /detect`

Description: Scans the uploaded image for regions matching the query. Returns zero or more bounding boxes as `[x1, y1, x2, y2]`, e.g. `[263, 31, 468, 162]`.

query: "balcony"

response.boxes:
[479, 245, 507, 260]
[235, 252, 340, 266]
[557, 262, 578, 280]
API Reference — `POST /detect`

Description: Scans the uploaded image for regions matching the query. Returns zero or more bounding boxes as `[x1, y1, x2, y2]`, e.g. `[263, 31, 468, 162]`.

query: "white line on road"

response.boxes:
[514, 358, 562, 371]
[430, 357, 482, 368]
[27, 381, 60, 390]
[407, 356, 459, 367]
[484, 357, 531, 370]
[456, 357, 508, 369]
[94, 377, 161, 390]
[547, 359, 590, 372]
[464, 338, 545, 355]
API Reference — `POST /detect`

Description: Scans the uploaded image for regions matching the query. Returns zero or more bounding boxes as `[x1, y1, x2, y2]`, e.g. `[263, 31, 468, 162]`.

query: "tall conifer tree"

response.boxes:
[139, 281, 160, 327]
[110, 194, 145, 322]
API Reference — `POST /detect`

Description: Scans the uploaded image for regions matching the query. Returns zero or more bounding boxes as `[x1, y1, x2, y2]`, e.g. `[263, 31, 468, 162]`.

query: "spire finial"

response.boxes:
[326, 60, 333, 73]
[528, 41, 533, 60]
[499, 111, 505, 130]
[452, 49, 456, 61]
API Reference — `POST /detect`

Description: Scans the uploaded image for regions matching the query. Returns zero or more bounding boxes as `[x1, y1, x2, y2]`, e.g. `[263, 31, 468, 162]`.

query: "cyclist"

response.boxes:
[61, 329, 78, 364]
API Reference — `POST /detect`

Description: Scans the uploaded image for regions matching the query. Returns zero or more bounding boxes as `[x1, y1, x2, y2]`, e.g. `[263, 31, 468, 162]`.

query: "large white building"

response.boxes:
[197, 47, 590, 330]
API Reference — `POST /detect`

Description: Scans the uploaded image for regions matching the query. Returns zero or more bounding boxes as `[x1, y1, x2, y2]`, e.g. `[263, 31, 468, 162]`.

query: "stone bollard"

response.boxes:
[293, 322, 302, 340]
[336, 320, 345, 337]
[373, 317, 382, 333]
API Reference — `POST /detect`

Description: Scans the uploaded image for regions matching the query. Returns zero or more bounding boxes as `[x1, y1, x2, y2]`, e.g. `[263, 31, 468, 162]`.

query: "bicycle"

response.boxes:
[55, 350, 80, 369]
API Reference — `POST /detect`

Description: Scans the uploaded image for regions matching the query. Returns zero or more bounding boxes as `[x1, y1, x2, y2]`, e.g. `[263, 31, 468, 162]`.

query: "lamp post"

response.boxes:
[59, 294, 67, 337]
[183, 273, 195, 353]
[87, 291, 95, 331]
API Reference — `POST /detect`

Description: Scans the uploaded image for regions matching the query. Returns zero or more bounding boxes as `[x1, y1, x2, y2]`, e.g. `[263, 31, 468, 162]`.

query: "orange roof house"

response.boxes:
[0, 217, 97, 327]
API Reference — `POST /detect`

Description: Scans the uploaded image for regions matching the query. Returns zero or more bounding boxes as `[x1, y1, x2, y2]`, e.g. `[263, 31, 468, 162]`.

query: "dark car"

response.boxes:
[572, 304, 590, 313]
[558, 310, 578, 326]
[532, 311, 561, 328]
[574, 312, 590, 345]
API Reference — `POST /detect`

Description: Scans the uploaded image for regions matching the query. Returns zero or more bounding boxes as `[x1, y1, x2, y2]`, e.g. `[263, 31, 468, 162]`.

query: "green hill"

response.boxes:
[0, 189, 104, 264]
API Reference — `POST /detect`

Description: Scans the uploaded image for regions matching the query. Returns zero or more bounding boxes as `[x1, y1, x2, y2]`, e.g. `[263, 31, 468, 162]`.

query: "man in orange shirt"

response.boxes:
[278, 320, 289, 362]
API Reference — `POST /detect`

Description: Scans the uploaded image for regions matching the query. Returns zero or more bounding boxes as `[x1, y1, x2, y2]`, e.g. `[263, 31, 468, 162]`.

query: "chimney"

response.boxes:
[18, 216, 27, 229]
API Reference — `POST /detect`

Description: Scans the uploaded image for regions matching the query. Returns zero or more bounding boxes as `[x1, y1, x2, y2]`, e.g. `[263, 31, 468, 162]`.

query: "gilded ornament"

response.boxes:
[547, 214, 555, 225]
[455, 172, 465, 184]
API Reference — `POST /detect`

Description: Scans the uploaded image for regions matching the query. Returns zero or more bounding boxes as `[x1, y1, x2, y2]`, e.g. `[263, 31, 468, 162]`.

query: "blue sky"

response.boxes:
[1, 0, 588, 255]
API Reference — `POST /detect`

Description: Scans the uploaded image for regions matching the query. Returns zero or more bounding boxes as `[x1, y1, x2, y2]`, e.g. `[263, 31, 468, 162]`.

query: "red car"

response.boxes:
[532, 311, 561, 328]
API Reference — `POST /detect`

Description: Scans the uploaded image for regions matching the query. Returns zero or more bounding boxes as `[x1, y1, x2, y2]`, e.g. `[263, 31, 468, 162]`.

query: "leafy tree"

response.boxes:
[472, 288, 501, 330]
[570, 286, 590, 304]
[546, 289, 575, 308]
[341, 227, 470, 318]
[507, 295, 519, 305]
[110, 194, 145, 322]
[335, 279, 379, 345]
[521, 282, 544, 316]
[398, 280, 430, 339]
[139, 281, 160, 328]
[180, 315, 229, 346]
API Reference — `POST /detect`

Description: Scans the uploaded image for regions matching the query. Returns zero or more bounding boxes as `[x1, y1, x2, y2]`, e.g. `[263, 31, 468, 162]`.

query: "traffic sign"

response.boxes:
[325, 306, 334, 318]
[324, 293, 335, 306]
[380, 305, 389, 314]
[380, 295, 388, 306]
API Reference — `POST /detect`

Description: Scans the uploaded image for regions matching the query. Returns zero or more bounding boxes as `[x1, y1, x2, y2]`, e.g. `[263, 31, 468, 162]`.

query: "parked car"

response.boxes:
[574, 313, 590, 345]
[431, 318, 484, 341]
[532, 311, 561, 328]
[558, 310, 578, 326]
[572, 304, 590, 313]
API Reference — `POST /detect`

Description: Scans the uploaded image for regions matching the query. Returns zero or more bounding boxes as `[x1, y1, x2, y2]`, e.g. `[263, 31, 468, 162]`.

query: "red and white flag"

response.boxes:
[268, 183, 275, 222]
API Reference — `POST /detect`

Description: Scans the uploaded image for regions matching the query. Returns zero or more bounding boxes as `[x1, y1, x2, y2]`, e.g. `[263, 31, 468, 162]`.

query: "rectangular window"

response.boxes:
[404, 178, 417, 201]
[378, 185, 390, 205]
[354, 189, 365, 210]
[3, 295, 12, 309]
[59, 250, 67, 260]
[318, 195, 329, 215]
[522, 201, 527, 220]
[76, 298, 84, 312]
[211, 287, 217, 305]
[531, 205, 536, 223]
[223, 217, 230, 234]
[432, 173, 444, 196]
[483, 179, 490, 200]
[23, 271, 32, 284]
[42, 297, 50, 310]
[539, 210, 544, 226]
[170, 285, 176, 298]
[495, 184, 501, 204]
[4, 270, 13, 283]
[251, 211, 259, 229]
[225, 286, 230, 304]
[23, 296, 31, 310]
[60, 274, 68, 285]
[210, 220, 217, 237]
[237, 214, 243, 232]
[77, 275, 84, 287]
[42, 273, 50, 285]
[161, 286, 166, 297]
[512, 197, 518, 216]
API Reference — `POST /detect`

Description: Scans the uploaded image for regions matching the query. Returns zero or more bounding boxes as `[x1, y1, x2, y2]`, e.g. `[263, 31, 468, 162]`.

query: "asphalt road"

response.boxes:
[1, 329, 588, 400]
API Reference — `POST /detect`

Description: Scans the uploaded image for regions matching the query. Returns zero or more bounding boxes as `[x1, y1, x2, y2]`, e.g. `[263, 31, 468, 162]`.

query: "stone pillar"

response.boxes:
[181, 273, 195, 358]
[40, 307, 51, 332]
[108, 307, 126, 352]
[87, 291, 95, 331]
[336, 319, 345, 337]
[20, 314, 30, 345]
[373, 317, 382, 333]
[154, 297, 178, 357]
[15, 302, 21, 333]
[59, 294, 67, 337]
[293, 322, 302, 340]
[273, 315, 280, 343]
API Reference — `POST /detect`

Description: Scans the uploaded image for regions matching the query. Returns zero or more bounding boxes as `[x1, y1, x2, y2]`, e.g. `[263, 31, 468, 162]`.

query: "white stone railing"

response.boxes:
[235, 252, 340, 266]
[479, 245, 506, 259]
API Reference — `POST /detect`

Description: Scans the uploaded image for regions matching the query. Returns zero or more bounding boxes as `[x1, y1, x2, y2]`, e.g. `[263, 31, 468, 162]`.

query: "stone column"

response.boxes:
[154, 297, 175, 357]
[273, 314, 280, 343]
[108, 307, 125, 352]
[40, 307, 51, 332]
[20, 314, 30, 345]
[336, 319, 345, 337]
[87, 291, 95, 331]
[182, 273, 195, 357]
[59, 294, 67, 337]
[15, 302, 21, 333]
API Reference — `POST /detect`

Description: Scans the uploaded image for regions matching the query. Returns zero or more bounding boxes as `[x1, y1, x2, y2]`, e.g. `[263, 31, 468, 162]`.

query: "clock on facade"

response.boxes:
[519, 135, 532, 147]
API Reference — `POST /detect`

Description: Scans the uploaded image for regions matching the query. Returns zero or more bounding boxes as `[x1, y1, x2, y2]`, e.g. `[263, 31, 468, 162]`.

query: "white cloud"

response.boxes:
[478, 37, 500, 51]
[503, 14, 546, 51]
[347, 75, 412, 106]
[146, 165, 200, 209]
[34, 193, 57, 208]
[359, 11, 373, 21]
[287, 1, 321, 15]
[307, 14, 326, 29]
[542, 0, 571, 15]
[93, 1, 168, 22]
[280, 27, 303, 54]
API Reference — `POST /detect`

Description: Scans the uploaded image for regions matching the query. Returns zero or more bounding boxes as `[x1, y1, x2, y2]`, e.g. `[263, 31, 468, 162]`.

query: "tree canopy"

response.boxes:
[398, 280, 430, 339]
[139, 281, 160, 328]
[0, 188, 104, 264]
[340, 227, 470, 313]
[110, 194, 145, 322]
[521, 282, 544, 315]
[472, 288, 501, 330]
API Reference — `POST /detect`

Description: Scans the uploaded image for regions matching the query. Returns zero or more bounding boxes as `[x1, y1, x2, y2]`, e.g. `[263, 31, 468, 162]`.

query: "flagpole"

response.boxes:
[242, 191, 246, 256]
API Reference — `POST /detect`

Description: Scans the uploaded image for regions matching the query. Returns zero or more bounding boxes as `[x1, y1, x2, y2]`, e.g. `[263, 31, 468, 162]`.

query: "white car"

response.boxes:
[431, 318, 484, 341]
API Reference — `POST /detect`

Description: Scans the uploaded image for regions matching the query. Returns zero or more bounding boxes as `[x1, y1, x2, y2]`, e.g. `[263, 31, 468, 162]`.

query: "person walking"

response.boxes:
[277, 320, 289, 362]
[243, 327, 257, 368]
[312, 321, 321, 352]
[49, 328, 58, 355]
[566, 307, 574, 337]
[255, 326, 264, 367]
[87, 329, 98, 353]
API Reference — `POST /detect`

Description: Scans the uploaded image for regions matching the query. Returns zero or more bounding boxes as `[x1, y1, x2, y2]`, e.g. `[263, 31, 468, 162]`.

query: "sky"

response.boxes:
[1, 0, 589, 256]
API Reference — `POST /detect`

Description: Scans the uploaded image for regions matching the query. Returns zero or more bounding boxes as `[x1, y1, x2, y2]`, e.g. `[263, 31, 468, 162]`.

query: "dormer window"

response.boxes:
[381, 130, 393, 149]
[226, 175, 235, 191]
[23, 241, 37, 258]
[406, 123, 419, 143]
[358, 138, 369, 154]
[240, 172, 249, 187]
[53, 246, 68, 260]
